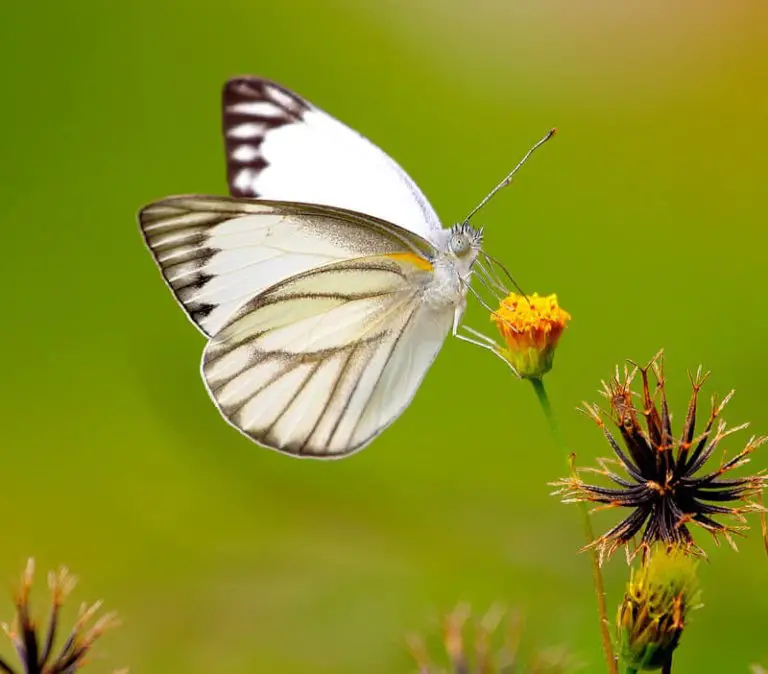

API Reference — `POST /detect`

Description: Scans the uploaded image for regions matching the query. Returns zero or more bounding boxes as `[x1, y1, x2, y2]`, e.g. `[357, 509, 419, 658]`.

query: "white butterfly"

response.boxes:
[138, 76, 553, 458]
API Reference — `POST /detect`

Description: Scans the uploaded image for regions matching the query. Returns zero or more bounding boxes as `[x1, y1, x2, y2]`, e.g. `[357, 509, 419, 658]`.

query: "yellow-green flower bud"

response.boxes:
[617, 545, 700, 672]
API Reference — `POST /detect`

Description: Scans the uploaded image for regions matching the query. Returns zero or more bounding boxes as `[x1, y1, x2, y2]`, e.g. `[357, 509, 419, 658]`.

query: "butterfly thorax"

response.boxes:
[423, 247, 478, 311]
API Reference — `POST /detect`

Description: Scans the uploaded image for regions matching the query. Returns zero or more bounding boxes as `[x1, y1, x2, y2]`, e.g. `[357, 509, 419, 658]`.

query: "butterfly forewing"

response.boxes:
[222, 77, 307, 199]
[138, 195, 436, 337]
[202, 255, 454, 456]
[222, 76, 444, 245]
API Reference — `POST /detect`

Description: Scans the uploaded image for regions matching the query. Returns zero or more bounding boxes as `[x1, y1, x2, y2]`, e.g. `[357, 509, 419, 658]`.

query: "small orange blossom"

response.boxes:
[491, 292, 571, 379]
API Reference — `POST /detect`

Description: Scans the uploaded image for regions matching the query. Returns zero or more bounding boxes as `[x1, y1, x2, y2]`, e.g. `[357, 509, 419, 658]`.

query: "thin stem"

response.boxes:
[661, 655, 673, 674]
[530, 377, 618, 674]
[758, 490, 768, 559]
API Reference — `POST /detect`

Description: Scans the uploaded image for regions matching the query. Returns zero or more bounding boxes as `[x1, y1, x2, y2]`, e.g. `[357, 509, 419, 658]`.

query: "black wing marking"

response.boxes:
[222, 76, 310, 198]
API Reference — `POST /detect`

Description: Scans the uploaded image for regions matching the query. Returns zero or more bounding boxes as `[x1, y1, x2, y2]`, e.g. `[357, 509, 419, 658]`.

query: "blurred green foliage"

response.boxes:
[1, 1, 766, 672]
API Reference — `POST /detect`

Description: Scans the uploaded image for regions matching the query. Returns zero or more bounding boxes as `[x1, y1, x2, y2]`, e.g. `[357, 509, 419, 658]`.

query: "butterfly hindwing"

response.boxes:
[138, 195, 436, 337]
[201, 254, 454, 457]
[222, 76, 444, 245]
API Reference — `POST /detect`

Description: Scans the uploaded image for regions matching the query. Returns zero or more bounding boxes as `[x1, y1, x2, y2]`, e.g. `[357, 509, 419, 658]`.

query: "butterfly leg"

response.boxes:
[452, 321, 520, 376]
[461, 325, 498, 346]
[454, 329, 497, 353]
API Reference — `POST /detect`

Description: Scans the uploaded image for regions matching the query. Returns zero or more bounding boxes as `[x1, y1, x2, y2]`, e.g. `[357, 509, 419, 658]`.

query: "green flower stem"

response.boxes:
[530, 377, 618, 674]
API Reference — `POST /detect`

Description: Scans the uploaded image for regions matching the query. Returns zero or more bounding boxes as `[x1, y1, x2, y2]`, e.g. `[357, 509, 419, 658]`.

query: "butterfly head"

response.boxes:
[449, 221, 483, 259]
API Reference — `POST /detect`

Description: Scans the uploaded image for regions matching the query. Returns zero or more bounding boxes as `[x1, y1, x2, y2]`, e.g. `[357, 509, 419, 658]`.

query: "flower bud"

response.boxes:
[491, 292, 571, 379]
[617, 545, 700, 671]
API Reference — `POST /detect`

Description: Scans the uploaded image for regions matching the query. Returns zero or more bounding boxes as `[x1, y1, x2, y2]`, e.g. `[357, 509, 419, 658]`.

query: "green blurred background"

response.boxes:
[1, 0, 766, 671]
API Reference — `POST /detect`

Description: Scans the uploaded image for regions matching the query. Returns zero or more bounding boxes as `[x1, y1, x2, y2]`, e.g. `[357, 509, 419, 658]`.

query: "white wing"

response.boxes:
[221, 76, 445, 246]
[202, 255, 454, 457]
[138, 195, 436, 337]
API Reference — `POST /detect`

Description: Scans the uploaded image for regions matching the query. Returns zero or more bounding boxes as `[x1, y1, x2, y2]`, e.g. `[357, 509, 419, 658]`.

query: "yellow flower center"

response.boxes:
[491, 292, 571, 378]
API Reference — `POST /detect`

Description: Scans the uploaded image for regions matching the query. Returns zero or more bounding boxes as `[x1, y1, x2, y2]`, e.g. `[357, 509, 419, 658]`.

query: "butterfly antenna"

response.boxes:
[463, 128, 557, 224]
[482, 251, 530, 303]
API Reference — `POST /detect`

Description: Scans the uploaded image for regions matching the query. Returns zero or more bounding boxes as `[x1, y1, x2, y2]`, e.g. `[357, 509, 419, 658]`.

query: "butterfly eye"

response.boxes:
[450, 234, 471, 256]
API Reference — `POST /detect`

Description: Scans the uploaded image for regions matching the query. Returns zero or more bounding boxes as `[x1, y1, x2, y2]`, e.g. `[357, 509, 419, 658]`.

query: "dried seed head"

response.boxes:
[407, 604, 574, 673]
[0, 558, 124, 674]
[553, 350, 768, 562]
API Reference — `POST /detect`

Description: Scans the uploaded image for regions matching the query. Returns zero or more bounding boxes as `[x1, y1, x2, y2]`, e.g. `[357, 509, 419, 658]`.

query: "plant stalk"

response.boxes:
[530, 377, 618, 674]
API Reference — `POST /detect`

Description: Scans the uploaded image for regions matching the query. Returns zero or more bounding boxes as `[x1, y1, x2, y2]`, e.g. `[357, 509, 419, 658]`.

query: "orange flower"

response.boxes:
[491, 292, 571, 379]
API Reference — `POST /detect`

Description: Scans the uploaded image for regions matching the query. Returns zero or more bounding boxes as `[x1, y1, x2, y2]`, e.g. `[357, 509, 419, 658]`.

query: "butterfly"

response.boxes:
[138, 76, 554, 458]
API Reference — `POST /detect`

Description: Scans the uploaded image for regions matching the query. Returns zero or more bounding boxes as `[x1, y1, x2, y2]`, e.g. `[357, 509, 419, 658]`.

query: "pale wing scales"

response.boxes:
[256, 298, 388, 354]
[268, 353, 350, 450]
[322, 306, 417, 452]
[238, 362, 317, 432]
[200, 255, 452, 457]
[262, 265, 408, 298]
[299, 343, 374, 454]
[223, 268, 407, 353]
[138, 195, 435, 337]
[222, 76, 445, 245]
[350, 302, 454, 448]
[214, 357, 285, 409]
